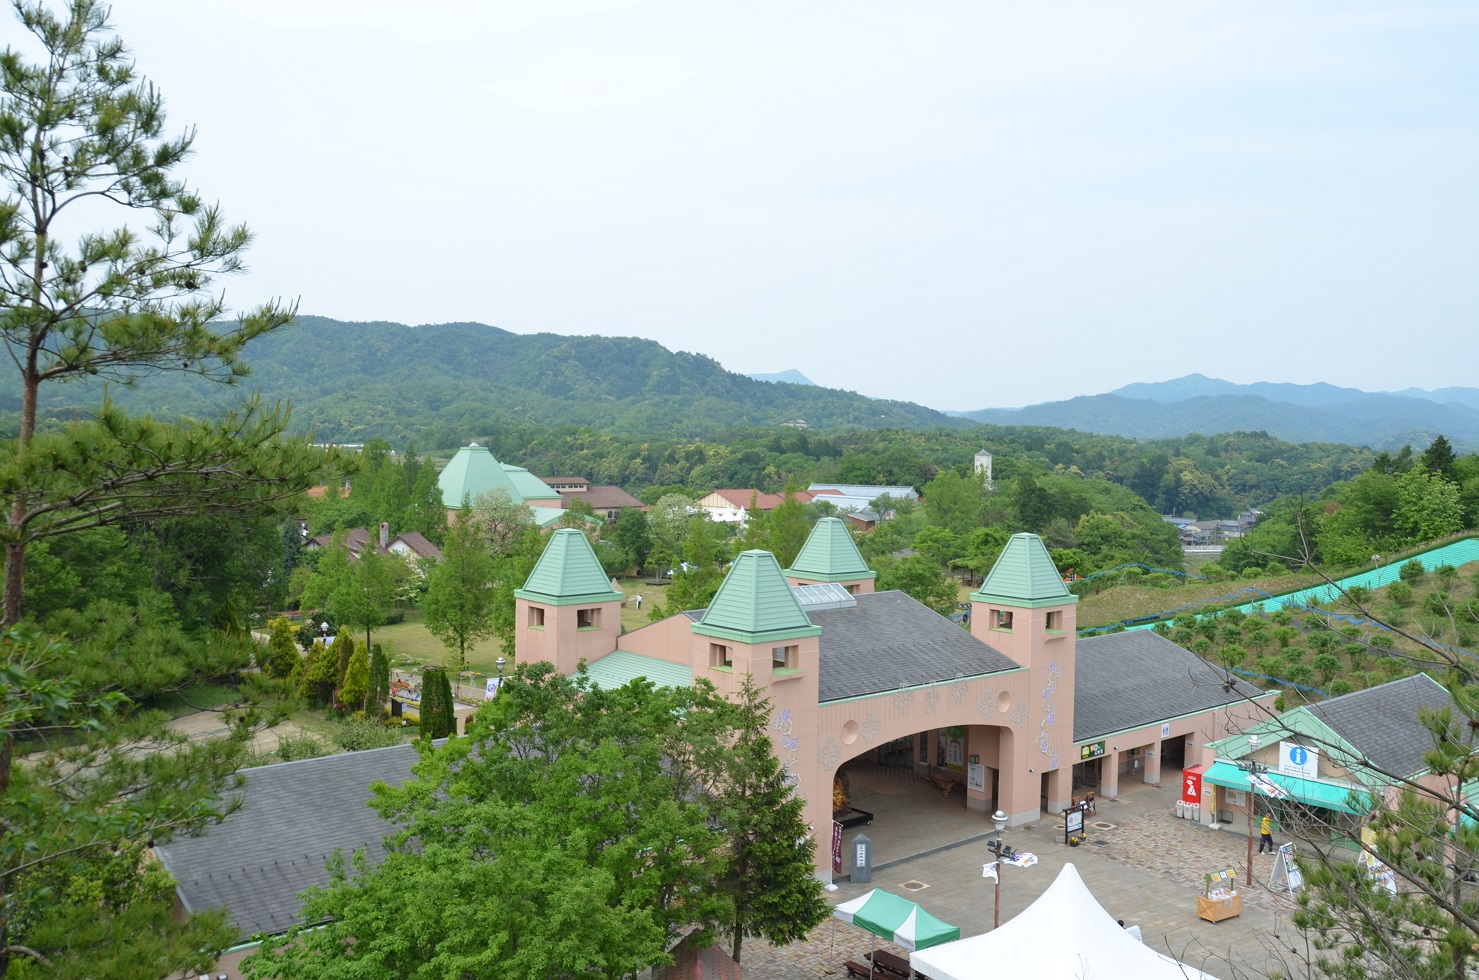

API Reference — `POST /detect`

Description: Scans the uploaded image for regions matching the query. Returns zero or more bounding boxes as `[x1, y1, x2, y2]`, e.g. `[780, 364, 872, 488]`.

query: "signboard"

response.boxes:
[1279, 742, 1318, 779]
[1181, 765, 1204, 806]
[1080, 741, 1105, 760]
[831, 821, 843, 875]
[967, 762, 986, 793]
[1066, 808, 1084, 834]
[1223, 787, 1247, 808]
[1161, 723, 1172, 738]
[1269, 842, 1304, 893]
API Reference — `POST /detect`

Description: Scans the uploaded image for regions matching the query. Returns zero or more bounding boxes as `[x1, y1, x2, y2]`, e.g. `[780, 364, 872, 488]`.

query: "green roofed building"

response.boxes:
[784, 516, 877, 594]
[437, 443, 563, 510]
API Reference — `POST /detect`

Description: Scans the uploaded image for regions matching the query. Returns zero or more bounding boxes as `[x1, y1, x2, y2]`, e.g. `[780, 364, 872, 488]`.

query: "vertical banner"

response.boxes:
[1181, 765, 1203, 806]
[832, 821, 843, 875]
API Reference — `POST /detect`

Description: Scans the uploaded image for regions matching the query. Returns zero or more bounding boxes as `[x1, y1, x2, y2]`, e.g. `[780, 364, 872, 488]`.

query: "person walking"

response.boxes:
[635, 593, 642, 611]
[1258, 814, 1274, 853]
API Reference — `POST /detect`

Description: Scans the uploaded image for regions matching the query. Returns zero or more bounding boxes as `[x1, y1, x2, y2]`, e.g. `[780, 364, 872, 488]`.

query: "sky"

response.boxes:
[57, 2, 1479, 409]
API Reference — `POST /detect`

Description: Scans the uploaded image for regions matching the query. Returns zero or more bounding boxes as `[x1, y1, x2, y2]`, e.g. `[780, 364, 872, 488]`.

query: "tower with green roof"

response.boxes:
[514, 528, 624, 675]
[970, 532, 1079, 821]
[437, 444, 563, 511]
[784, 517, 877, 594]
[693, 549, 821, 697]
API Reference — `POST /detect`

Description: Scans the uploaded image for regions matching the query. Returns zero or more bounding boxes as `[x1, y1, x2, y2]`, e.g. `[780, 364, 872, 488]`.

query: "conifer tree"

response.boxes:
[340, 643, 369, 716]
[262, 615, 302, 679]
[0, 0, 326, 626]
[418, 668, 449, 739]
[368, 644, 390, 721]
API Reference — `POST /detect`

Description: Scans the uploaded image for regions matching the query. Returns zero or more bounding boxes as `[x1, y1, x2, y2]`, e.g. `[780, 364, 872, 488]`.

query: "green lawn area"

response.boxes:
[142, 682, 240, 720]
[370, 615, 509, 678]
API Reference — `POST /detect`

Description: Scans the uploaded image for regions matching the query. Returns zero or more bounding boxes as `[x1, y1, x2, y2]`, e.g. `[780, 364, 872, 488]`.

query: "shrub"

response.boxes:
[333, 717, 409, 752]
[1386, 581, 1414, 607]
[1399, 559, 1427, 583]
[275, 735, 328, 762]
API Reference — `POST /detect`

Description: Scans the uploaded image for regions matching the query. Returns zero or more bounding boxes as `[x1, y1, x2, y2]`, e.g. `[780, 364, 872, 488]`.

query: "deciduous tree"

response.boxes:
[422, 506, 496, 677]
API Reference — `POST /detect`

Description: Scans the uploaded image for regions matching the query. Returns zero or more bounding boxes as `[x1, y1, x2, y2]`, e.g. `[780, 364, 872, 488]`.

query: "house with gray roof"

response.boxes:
[1203, 673, 1470, 852]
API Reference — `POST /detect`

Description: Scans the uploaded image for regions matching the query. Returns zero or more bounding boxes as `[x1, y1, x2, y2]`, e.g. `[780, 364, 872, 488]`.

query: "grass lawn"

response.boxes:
[142, 682, 240, 720]
[616, 575, 671, 632]
[370, 617, 509, 679]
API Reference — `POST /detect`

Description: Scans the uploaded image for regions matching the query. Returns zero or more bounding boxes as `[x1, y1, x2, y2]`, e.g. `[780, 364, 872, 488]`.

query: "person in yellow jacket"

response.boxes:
[1258, 814, 1275, 853]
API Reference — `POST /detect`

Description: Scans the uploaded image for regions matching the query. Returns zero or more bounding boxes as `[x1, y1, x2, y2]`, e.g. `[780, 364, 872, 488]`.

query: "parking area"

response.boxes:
[737, 765, 1301, 979]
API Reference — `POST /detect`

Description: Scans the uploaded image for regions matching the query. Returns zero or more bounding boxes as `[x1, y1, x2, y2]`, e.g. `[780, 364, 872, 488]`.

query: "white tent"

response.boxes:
[909, 864, 1224, 980]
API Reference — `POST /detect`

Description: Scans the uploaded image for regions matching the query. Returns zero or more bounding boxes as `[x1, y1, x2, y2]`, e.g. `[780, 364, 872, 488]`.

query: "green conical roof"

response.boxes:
[515, 529, 624, 605]
[695, 550, 821, 642]
[971, 533, 1077, 608]
[785, 517, 876, 582]
[503, 464, 562, 503]
[438, 443, 522, 509]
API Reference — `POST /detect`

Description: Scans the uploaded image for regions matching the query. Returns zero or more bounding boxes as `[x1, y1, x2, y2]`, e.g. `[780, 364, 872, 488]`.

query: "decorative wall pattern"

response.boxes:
[1010, 701, 1029, 728]
[1037, 662, 1062, 757]
[817, 737, 842, 773]
[950, 673, 968, 706]
[772, 708, 802, 789]
[892, 685, 915, 716]
[976, 689, 998, 719]
[860, 711, 882, 744]
[923, 687, 941, 714]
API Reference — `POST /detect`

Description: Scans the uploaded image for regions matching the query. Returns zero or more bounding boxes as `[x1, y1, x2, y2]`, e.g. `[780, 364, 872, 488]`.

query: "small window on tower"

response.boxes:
[772, 644, 798, 669]
[529, 607, 545, 628]
[577, 607, 601, 629]
[995, 609, 1014, 631]
[710, 643, 732, 668]
[1046, 610, 1063, 632]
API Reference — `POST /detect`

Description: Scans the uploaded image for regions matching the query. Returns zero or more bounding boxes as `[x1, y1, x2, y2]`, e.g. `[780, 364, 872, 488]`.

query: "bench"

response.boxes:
[927, 773, 959, 798]
[867, 948, 918, 978]
[844, 960, 874, 978]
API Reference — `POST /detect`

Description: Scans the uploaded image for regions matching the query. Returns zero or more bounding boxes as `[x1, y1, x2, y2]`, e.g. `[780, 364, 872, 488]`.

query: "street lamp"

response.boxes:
[494, 656, 506, 696]
[320, 620, 330, 643]
[1372, 554, 1382, 584]
[987, 809, 1014, 929]
[1241, 734, 1269, 888]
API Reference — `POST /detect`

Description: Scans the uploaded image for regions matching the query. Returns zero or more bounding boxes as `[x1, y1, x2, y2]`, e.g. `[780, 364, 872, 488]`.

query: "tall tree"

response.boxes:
[709, 679, 828, 962]
[0, 0, 321, 626]
[328, 548, 405, 658]
[765, 485, 811, 569]
[422, 507, 497, 677]
[367, 644, 390, 722]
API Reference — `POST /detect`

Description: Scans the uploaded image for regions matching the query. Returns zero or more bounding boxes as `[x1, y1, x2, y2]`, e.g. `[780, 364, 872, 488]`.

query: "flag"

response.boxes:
[1248, 772, 1290, 800]
[982, 861, 998, 882]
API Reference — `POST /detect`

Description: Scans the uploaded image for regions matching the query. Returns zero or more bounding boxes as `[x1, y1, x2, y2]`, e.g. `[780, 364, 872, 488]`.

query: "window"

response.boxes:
[528, 606, 545, 628]
[772, 644, 798, 669]
[995, 609, 1014, 631]
[1046, 610, 1063, 632]
[710, 643, 732, 669]
[845, 584, 859, 595]
[576, 607, 601, 629]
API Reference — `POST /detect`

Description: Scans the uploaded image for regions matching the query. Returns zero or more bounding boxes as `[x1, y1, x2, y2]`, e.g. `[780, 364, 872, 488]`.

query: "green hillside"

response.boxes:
[14, 316, 966, 443]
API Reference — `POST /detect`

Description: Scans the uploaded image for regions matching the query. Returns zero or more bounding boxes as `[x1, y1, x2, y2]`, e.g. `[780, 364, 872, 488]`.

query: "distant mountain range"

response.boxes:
[953, 374, 1479, 452]
[10, 317, 963, 444]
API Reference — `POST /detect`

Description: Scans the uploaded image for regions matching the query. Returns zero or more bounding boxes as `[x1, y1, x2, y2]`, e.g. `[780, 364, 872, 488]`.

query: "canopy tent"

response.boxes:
[833, 889, 960, 951]
[909, 864, 1224, 980]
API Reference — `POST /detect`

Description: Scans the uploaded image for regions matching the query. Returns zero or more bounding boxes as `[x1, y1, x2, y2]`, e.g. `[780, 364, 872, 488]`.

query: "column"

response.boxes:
[1045, 767, 1073, 815]
[1101, 750, 1121, 800]
[1145, 741, 1163, 788]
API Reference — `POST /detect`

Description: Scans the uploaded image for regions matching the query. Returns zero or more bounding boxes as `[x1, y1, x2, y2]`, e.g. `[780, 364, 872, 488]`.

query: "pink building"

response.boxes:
[514, 518, 1274, 877]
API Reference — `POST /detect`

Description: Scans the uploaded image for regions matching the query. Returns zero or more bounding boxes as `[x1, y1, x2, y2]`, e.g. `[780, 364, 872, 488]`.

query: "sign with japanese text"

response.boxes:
[1080, 741, 1105, 760]
[1182, 766, 1203, 805]
[832, 821, 843, 875]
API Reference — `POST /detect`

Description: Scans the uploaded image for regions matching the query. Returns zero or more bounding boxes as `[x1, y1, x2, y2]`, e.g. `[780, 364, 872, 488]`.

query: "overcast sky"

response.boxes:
[83, 2, 1479, 409]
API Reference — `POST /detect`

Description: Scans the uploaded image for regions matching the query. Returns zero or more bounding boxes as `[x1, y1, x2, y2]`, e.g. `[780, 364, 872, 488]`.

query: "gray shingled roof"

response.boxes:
[1307, 673, 1457, 778]
[153, 744, 420, 940]
[811, 591, 1020, 701]
[1073, 631, 1266, 741]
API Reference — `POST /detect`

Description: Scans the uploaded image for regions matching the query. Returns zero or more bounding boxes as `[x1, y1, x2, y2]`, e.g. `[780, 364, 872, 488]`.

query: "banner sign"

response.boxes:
[1080, 741, 1105, 760]
[832, 821, 843, 875]
[1269, 842, 1304, 893]
[1182, 766, 1204, 806]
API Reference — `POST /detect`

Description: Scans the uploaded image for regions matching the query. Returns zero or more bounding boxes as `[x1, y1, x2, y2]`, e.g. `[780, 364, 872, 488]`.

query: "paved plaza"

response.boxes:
[736, 766, 1305, 980]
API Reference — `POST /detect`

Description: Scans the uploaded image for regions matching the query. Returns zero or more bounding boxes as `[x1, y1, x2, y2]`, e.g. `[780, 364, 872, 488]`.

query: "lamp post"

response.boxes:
[1242, 734, 1269, 888]
[987, 809, 1013, 929]
[320, 620, 330, 644]
[1372, 554, 1381, 585]
[494, 655, 506, 696]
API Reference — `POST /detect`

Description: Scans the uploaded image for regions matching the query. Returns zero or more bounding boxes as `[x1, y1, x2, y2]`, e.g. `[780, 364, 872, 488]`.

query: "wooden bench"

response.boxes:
[926, 772, 959, 798]
[843, 960, 875, 979]
[867, 949, 917, 978]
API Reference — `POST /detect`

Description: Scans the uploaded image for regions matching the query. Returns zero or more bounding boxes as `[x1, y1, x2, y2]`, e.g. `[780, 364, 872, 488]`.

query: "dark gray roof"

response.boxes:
[153, 744, 420, 940]
[1073, 631, 1267, 741]
[812, 591, 1019, 701]
[1307, 673, 1456, 777]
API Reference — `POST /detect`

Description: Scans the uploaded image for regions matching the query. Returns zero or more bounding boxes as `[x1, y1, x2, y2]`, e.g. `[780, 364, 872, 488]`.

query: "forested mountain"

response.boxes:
[10, 316, 962, 444]
[956, 381, 1479, 452]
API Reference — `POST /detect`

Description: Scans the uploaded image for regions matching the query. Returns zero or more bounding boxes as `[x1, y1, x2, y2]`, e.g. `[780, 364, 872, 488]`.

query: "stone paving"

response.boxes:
[731, 768, 1307, 979]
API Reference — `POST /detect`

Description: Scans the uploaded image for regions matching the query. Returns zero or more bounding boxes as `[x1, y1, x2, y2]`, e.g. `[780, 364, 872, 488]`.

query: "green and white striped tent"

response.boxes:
[834, 888, 960, 951]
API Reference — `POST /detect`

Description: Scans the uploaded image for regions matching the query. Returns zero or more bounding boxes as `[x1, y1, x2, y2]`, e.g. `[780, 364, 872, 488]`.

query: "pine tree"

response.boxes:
[368, 644, 390, 721]
[296, 640, 336, 707]
[0, 0, 324, 627]
[340, 643, 369, 716]
[262, 615, 302, 678]
[419, 668, 451, 739]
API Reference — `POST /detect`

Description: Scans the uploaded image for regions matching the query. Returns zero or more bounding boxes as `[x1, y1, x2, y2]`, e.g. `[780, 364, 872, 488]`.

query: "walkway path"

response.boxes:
[733, 768, 1301, 979]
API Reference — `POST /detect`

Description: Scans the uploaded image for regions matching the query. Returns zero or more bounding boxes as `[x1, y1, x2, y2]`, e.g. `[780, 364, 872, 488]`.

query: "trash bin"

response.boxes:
[1190, 803, 1200, 823]
[1176, 801, 1186, 819]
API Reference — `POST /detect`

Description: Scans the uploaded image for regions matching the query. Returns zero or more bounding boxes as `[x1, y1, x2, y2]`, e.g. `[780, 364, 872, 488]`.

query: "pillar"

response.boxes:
[1045, 768, 1073, 815]
[1146, 741, 1163, 788]
[1102, 750, 1121, 800]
